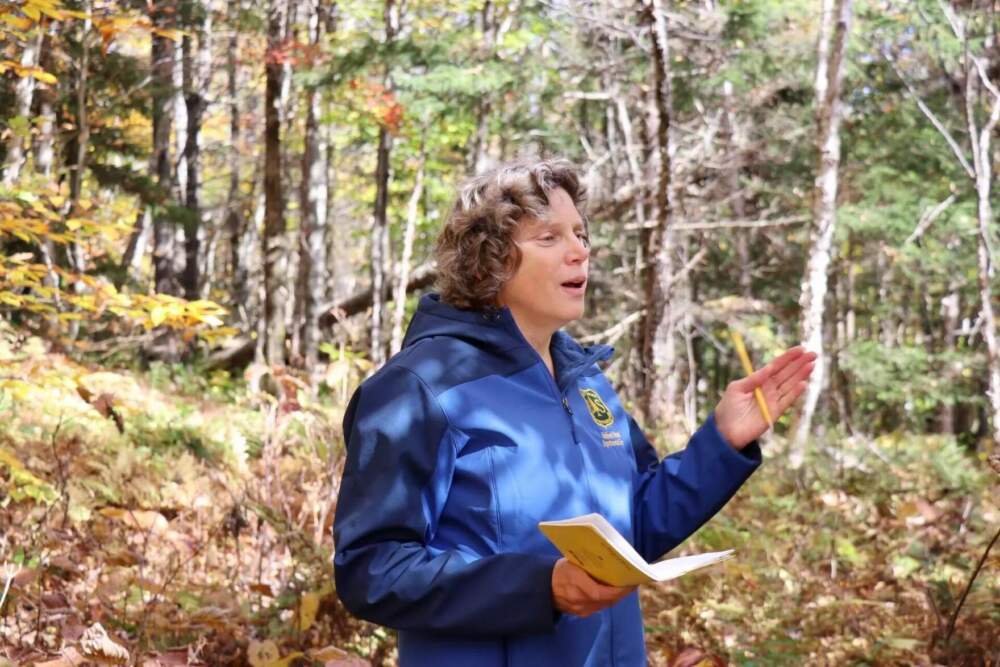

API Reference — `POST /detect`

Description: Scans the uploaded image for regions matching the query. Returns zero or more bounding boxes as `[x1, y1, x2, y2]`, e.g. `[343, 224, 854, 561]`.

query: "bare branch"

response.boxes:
[937, 0, 1000, 103]
[905, 194, 956, 245]
[624, 214, 809, 232]
[876, 41, 975, 179]
[578, 309, 645, 346]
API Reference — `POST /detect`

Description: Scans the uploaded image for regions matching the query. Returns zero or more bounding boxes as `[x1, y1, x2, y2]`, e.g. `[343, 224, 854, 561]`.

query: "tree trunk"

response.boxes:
[171, 27, 188, 287]
[152, 1, 177, 295]
[324, 110, 341, 306]
[939, 286, 959, 434]
[34, 23, 61, 332]
[791, 0, 853, 463]
[295, 0, 330, 375]
[226, 0, 249, 323]
[2, 29, 43, 184]
[263, 0, 289, 364]
[721, 79, 753, 298]
[639, 0, 680, 433]
[970, 94, 1000, 447]
[62, 1, 91, 315]
[370, 126, 392, 369]
[182, 8, 212, 300]
[34, 23, 57, 180]
[390, 137, 425, 356]
[369, 0, 398, 369]
[468, 0, 496, 174]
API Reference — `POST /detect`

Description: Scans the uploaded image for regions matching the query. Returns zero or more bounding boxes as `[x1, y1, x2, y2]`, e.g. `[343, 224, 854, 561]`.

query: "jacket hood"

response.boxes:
[402, 293, 613, 390]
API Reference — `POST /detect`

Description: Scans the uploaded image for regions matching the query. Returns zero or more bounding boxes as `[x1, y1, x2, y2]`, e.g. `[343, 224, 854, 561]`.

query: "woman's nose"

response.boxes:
[568, 236, 590, 262]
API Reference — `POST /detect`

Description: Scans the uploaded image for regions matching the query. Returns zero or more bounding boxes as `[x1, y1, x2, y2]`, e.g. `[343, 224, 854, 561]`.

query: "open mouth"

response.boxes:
[561, 279, 587, 290]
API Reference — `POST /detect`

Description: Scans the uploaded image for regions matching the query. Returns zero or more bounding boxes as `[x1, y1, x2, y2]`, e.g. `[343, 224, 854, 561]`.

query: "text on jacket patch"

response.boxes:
[601, 431, 625, 447]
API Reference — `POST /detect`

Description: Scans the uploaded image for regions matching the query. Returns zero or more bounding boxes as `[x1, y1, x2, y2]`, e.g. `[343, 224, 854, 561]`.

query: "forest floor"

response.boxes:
[0, 322, 997, 666]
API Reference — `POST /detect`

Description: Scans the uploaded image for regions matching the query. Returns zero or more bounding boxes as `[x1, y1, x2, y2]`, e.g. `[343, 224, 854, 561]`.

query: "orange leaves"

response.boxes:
[1, 13, 33, 31]
[266, 39, 324, 68]
[76, 382, 125, 434]
[347, 78, 405, 134]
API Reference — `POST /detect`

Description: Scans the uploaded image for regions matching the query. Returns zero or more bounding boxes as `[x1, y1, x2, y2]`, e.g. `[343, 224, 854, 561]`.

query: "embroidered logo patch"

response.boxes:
[579, 388, 614, 428]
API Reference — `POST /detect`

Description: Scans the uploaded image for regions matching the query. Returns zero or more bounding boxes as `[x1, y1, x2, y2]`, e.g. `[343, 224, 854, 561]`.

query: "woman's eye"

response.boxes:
[538, 234, 557, 243]
[577, 233, 590, 247]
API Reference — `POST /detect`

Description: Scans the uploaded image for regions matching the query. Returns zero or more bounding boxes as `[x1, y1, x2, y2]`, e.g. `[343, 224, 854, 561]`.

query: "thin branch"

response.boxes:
[937, 0, 1000, 101]
[624, 214, 809, 232]
[905, 194, 955, 245]
[945, 524, 1000, 643]
[578, 309, 645, 346]
[875, 41, 975, 179]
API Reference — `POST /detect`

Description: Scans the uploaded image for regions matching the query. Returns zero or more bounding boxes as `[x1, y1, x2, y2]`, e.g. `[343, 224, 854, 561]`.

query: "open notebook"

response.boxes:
[539, 513, 734, 587]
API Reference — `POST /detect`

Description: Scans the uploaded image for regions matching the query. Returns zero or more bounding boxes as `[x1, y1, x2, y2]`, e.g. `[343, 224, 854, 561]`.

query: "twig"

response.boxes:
[945, 524, 1000, 643]
[904, 194, 955, 245]
[873, 37, 975, 179]
[49, 414, 70, 530]
[923, 584, 945, 635]
[0, 564, 18, 614]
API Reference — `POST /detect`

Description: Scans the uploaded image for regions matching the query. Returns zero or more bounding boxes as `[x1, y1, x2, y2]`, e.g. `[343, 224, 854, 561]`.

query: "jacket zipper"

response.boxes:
[494, 311, 583, 444]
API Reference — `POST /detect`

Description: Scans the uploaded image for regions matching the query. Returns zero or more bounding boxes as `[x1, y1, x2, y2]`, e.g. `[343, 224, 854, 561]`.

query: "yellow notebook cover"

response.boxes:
[539, 513, 734, 587]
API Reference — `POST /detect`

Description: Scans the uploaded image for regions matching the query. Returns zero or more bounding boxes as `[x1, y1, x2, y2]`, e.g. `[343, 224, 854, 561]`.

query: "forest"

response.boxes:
[0, 0, 998, 664]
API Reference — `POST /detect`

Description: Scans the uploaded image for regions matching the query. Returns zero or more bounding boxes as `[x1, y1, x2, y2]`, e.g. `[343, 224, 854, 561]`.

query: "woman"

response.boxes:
[333, 158, 816, 666]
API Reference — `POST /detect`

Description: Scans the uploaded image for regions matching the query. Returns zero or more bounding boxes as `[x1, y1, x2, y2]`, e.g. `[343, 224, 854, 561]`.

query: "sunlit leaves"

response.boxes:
[0, 60, 58, 83]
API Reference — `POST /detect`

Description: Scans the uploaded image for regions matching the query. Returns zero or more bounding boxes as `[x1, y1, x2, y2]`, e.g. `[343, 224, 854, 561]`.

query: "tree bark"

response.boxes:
[968, 75, 1000, 447]
[791, 0, 853, 463]
[263, 0, 289, 364]
[369, 0, 398, 369]
[295, 0, 330, 375]
[390, 137, 425, 356]
[639, 0, 680, 432]
[226, 0, 250, 323]
[468, 0, 496, 174]
[61, 0, 91, 326]
[721, 79, 753, 298]
[152, 1, 178, 295]
[2, 29, 42, 185]
[181, 6, 212, 300]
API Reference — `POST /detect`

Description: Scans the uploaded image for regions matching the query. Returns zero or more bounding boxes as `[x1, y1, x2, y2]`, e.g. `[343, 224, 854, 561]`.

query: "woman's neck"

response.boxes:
[507, 310, 556, 377]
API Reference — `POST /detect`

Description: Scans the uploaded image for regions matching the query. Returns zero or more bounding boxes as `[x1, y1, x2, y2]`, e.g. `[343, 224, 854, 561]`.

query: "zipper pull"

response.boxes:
[562, 397, 573, 415]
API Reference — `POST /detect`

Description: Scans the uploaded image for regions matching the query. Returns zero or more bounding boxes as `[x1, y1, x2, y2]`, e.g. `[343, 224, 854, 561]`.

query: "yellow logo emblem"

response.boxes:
[579, 388, 614, 428]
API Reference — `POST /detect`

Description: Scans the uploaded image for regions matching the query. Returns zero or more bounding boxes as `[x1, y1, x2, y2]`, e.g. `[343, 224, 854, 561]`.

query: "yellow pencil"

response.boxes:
[730, 330, 773, 427]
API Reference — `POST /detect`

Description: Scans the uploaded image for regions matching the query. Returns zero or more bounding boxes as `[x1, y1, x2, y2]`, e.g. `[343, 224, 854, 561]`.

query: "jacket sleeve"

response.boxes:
[333, 364, 559, 637]
[629, 412, 761, 563]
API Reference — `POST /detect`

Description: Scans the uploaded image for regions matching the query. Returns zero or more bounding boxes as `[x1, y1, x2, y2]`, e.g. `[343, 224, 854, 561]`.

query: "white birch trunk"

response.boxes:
[790, 0, 853, 464]
[2, 30, 42, 184]
[390, 145, 425, 356]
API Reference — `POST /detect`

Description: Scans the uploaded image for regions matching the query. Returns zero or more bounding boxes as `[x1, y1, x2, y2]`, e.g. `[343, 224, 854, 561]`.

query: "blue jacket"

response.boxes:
[333, 294, 761, 666]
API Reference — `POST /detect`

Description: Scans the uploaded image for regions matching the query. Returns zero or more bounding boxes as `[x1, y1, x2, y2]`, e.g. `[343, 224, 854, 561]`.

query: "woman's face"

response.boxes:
[498, 187, 591, 336]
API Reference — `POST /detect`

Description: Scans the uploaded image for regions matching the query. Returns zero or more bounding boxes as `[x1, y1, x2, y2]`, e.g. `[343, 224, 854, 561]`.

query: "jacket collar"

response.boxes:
[403, 293, 613, 389]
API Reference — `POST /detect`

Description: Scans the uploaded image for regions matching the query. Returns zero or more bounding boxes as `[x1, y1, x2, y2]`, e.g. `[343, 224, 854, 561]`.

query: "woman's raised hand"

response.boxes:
[714, 346, 818, 449]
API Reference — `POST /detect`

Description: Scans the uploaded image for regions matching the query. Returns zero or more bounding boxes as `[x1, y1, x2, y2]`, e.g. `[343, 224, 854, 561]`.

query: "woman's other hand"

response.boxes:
[551, 558, 636, 617]
[714, 346, 818, 449]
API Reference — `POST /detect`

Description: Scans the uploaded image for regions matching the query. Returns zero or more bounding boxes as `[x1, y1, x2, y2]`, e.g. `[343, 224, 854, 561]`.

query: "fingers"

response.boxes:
[738, 347, 816, 393]
[552, 559, 636, 618]
[773, 362, 815, 413]
[766, 352, 817, 396]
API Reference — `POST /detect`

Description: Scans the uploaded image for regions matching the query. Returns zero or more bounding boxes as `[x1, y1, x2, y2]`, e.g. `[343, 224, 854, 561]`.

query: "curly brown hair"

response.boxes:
[435, 158, 587, 310]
